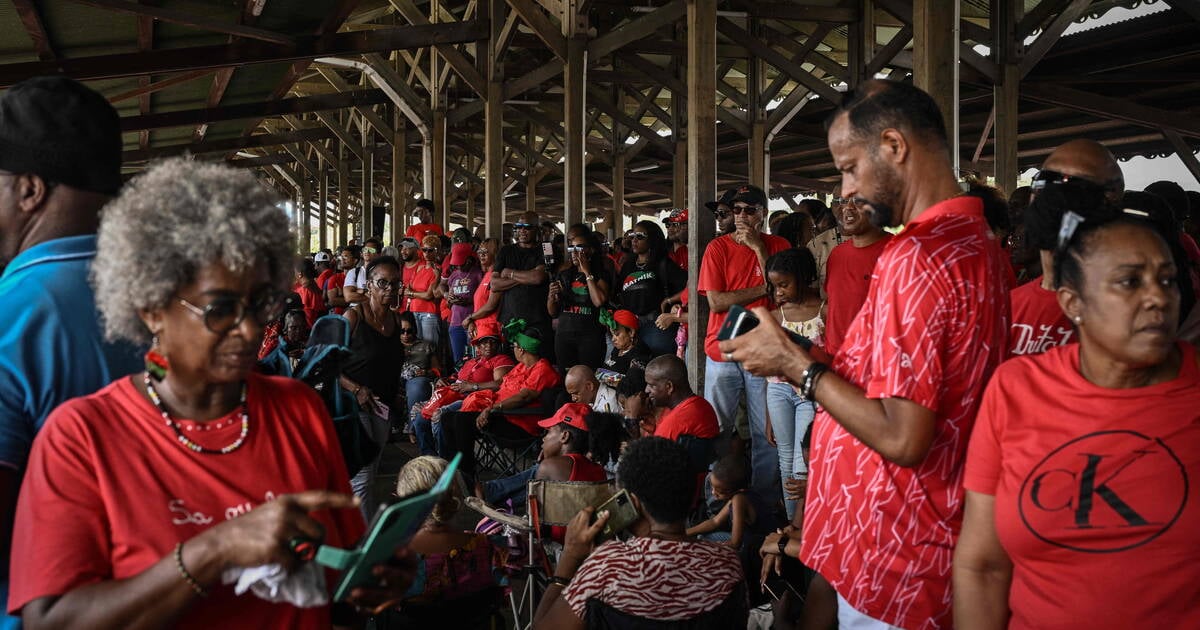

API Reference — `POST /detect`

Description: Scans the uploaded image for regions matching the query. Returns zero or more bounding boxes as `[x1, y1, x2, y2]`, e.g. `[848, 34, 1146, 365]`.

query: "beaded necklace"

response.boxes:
[143, 373, 249, 455]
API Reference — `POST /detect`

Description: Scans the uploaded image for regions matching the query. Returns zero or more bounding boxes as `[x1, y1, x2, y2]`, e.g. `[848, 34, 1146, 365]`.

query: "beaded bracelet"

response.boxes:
[174, 542, 209, 598]
[800, 362, 828, 401]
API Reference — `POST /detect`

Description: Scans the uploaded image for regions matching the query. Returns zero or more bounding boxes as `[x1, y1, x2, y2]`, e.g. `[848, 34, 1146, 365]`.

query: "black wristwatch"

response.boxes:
[777, 535, 788, 556]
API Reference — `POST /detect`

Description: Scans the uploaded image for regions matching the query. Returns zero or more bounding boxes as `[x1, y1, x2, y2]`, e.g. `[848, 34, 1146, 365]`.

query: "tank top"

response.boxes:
[770, 306, 825, 385]
[342, 312, 406, 402]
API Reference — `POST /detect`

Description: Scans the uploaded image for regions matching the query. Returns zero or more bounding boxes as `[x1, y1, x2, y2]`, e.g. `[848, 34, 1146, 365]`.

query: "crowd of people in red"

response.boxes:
[0, 74, 1197, 630]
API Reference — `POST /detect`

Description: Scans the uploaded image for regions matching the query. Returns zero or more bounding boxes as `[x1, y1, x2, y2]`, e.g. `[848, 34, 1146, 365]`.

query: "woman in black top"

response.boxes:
[548, 230, 611, 369]
[338, 255, 406, 513]
[616, 220, 686, 356]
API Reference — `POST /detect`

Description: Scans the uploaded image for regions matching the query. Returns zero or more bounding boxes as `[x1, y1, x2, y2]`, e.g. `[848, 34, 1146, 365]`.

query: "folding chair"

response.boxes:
[474, 386, 567, 477]
[466, 478, 616, 630]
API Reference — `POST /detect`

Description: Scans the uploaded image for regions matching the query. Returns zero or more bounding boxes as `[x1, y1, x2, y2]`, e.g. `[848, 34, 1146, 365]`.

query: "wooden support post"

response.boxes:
[338, 141, 349, 245]
[747, 19, 768, 190]
[913, 0, 958, 169]
[672, 47, 687, 208]
[612, 152, 625, 240]
[563, 34, 588, 228]
[686, 0, 717, 391]
[431, 108, 446, 226]
[484, 0, 505, 239]
[392, 115, 406, 243]
[848, 0, 874, 87]
[992, 0, 1020, 194]
[318, 163, 329, 251]
[299, 177, 311, 253]
[361, 117, 373, 239]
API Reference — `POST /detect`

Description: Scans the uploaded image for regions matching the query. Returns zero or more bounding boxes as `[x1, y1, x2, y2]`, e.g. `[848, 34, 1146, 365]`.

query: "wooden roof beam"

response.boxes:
[0, 22, 488, 87]
[389, 0, 487, 94]
[999, 82, 1200, 139]
[67, 0, 296, 45]
[123, 125, 338, 162]
[120, 89, 390, 132]
[717, 18, 842, 103]
[12, 0, 55, 62]
[108, 70, 214, 104]
[505, 0, 567, 61]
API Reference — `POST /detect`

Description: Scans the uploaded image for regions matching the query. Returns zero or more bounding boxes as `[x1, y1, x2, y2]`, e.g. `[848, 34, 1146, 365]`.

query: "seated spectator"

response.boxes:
[564, 365, 620, 414]
[390, 456, 504, 628]
[256, 291, 303, 359]
[644, 355, 719, 442]
[399, 311, 439, 448]
[414, 320, 515, 452]
[534, 437, 748, 627]
[9, 158, 407, 628]
[440, 322, 560, 482]
[294, 258, 326, 326]
[601, 309, 653, 377]
[257, 309, 309, 376]
[687, 454, 757, 549]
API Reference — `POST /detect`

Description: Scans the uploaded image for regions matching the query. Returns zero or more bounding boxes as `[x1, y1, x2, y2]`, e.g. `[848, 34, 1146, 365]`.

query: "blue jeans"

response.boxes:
[405, 376, 434, 453]
[767, 381, 815, 520]
[637, 314, 676, 356]
[482, 464, 538, 507]
[413, 311, 439, 344]
[424, 399, 463, 457]
[704, 356, 778, 502]
[449, 324, 469, 365]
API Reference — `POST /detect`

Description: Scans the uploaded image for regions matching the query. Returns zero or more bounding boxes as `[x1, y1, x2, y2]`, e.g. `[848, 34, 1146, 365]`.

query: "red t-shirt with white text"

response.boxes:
[654, 395, 719, 441]
[697, 233, 790, 361]
[799, 196, 1010, 629]
[965, 342, 1200, 629]
[822, 234, 892, 356]
[9, 374, 365, 627]
[1008, 277, 1073, 356]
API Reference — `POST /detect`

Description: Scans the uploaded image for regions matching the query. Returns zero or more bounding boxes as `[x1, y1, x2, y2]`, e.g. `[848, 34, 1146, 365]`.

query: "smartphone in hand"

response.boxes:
[716, 304, 813, 349]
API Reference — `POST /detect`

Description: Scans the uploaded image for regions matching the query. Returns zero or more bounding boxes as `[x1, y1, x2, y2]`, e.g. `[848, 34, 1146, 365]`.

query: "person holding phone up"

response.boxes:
[533, 438, 748, 628]
[547, 230, 610, 370]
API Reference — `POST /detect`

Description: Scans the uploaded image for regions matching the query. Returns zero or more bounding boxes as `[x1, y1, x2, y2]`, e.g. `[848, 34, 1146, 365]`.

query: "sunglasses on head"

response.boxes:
[177, 290, 285, 335]
[628, 232, 649, 241]
[731, 204, 760, 215]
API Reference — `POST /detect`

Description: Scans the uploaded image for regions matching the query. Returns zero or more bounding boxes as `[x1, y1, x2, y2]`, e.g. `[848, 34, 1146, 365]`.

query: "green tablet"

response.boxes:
[316, 453, 462, 601]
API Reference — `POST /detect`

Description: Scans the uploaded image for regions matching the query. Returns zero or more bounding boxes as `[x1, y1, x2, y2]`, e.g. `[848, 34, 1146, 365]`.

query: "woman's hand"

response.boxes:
[548, 280, 562, 302]
[344, 546, 419, 615]
[560, 506, 611, 571]
[203, 491, 359, 572]
[575, 252, 591, 275]
[654, 313, 675, 330]
[450, 381, 474, 394]
[410, 368, 426, 378]
[783, 475, 807, 502]
[475, 408, 492, 430]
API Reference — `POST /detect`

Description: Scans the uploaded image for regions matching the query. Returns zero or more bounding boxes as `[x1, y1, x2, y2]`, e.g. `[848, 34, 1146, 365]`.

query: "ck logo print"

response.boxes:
[1019, 430, 1187, 553]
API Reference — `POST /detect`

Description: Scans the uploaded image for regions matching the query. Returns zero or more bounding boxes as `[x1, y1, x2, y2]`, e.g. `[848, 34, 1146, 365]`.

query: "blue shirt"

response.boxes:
[0, 235, 141, 625]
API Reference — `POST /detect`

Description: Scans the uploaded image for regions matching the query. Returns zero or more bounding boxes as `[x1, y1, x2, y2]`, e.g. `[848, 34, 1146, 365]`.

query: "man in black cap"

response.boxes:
[0, 75, 142, 630]
[704, 187, 737, 236]
[697, 184, 790, 500]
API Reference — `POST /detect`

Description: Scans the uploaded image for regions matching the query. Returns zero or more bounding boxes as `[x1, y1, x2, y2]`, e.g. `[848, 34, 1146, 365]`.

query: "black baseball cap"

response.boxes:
[0, 76, 123, 194]
[730, 185, 768, 208]
[705, 187, 739, 211]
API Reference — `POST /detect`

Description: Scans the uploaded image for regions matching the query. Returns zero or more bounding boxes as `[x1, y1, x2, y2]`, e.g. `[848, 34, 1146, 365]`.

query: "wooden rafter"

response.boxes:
[11, 0, 55, 62]
[67, 0, 296, 45]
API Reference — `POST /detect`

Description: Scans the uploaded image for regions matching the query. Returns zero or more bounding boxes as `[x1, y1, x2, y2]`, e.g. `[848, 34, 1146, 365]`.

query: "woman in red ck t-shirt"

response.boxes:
[955, 216, 1200, 630]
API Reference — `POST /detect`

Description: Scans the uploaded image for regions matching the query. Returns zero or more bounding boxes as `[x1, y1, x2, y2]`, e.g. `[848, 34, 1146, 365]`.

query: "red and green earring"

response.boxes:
[145, 335, 169, 381]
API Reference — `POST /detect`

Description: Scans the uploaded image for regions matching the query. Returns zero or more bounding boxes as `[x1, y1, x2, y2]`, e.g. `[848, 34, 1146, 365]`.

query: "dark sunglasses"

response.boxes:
[421, 247, 438, 253]
[371, 278, 400, 290]
[714, 210, 731, 219]
[177, 291, 285, 335]
[399, 327, 417, 335]
[628, 232, 649, 241]
[731, 204, 760, 215]
[513, 223, 534, 230]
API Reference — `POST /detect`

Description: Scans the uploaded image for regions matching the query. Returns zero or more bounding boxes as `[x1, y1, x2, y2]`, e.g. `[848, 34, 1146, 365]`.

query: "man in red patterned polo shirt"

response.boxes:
[722, 80, 1009, 629]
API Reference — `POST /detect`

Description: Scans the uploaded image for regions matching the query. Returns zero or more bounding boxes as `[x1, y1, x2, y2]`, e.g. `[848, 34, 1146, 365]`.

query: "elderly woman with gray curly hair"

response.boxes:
[7, 159, 415, 629]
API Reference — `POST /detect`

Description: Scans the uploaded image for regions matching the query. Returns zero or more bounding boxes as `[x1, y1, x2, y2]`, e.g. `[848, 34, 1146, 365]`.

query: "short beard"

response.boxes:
[861, 156, 904, 229]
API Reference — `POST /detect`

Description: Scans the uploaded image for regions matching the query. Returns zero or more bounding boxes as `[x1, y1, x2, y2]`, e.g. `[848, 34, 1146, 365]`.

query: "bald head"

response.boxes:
[646, 355, 688, 388]
[1042, 139, 1124, 202]
[565, 365, 599, 405]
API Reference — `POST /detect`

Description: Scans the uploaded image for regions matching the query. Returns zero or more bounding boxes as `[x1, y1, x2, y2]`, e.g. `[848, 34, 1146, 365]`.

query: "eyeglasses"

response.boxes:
[177, 291, 285, 334]
[372, 278, 401, 290]
[399, 327, 417, 335]
[833, 197, 858, 208]
[731, 204, 760, 215]
[628, 232, 648, 241]
[513, 223, 534, 230]
[421, 247, 438, 253]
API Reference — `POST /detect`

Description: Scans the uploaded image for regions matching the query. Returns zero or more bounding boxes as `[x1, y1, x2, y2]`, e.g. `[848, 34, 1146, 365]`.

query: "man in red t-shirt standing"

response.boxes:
[399, 237, 440, 343]
[407, 198, 445, 241]
[823, 195, 891, 356]
[1009, 140, 1124, 356]
[663, 208, 689, 270]
[722, 80, 1009, 629]
[698, 184, 790, 501]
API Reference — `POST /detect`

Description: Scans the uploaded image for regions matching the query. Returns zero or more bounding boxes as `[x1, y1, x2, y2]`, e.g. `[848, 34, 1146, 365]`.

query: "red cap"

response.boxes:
[448, 242, 476, 266]
[471, 320, 502, 344]
[610, 309, 639, 332]
[664, 208, 689, 223]
[538, 402, 591, 431]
